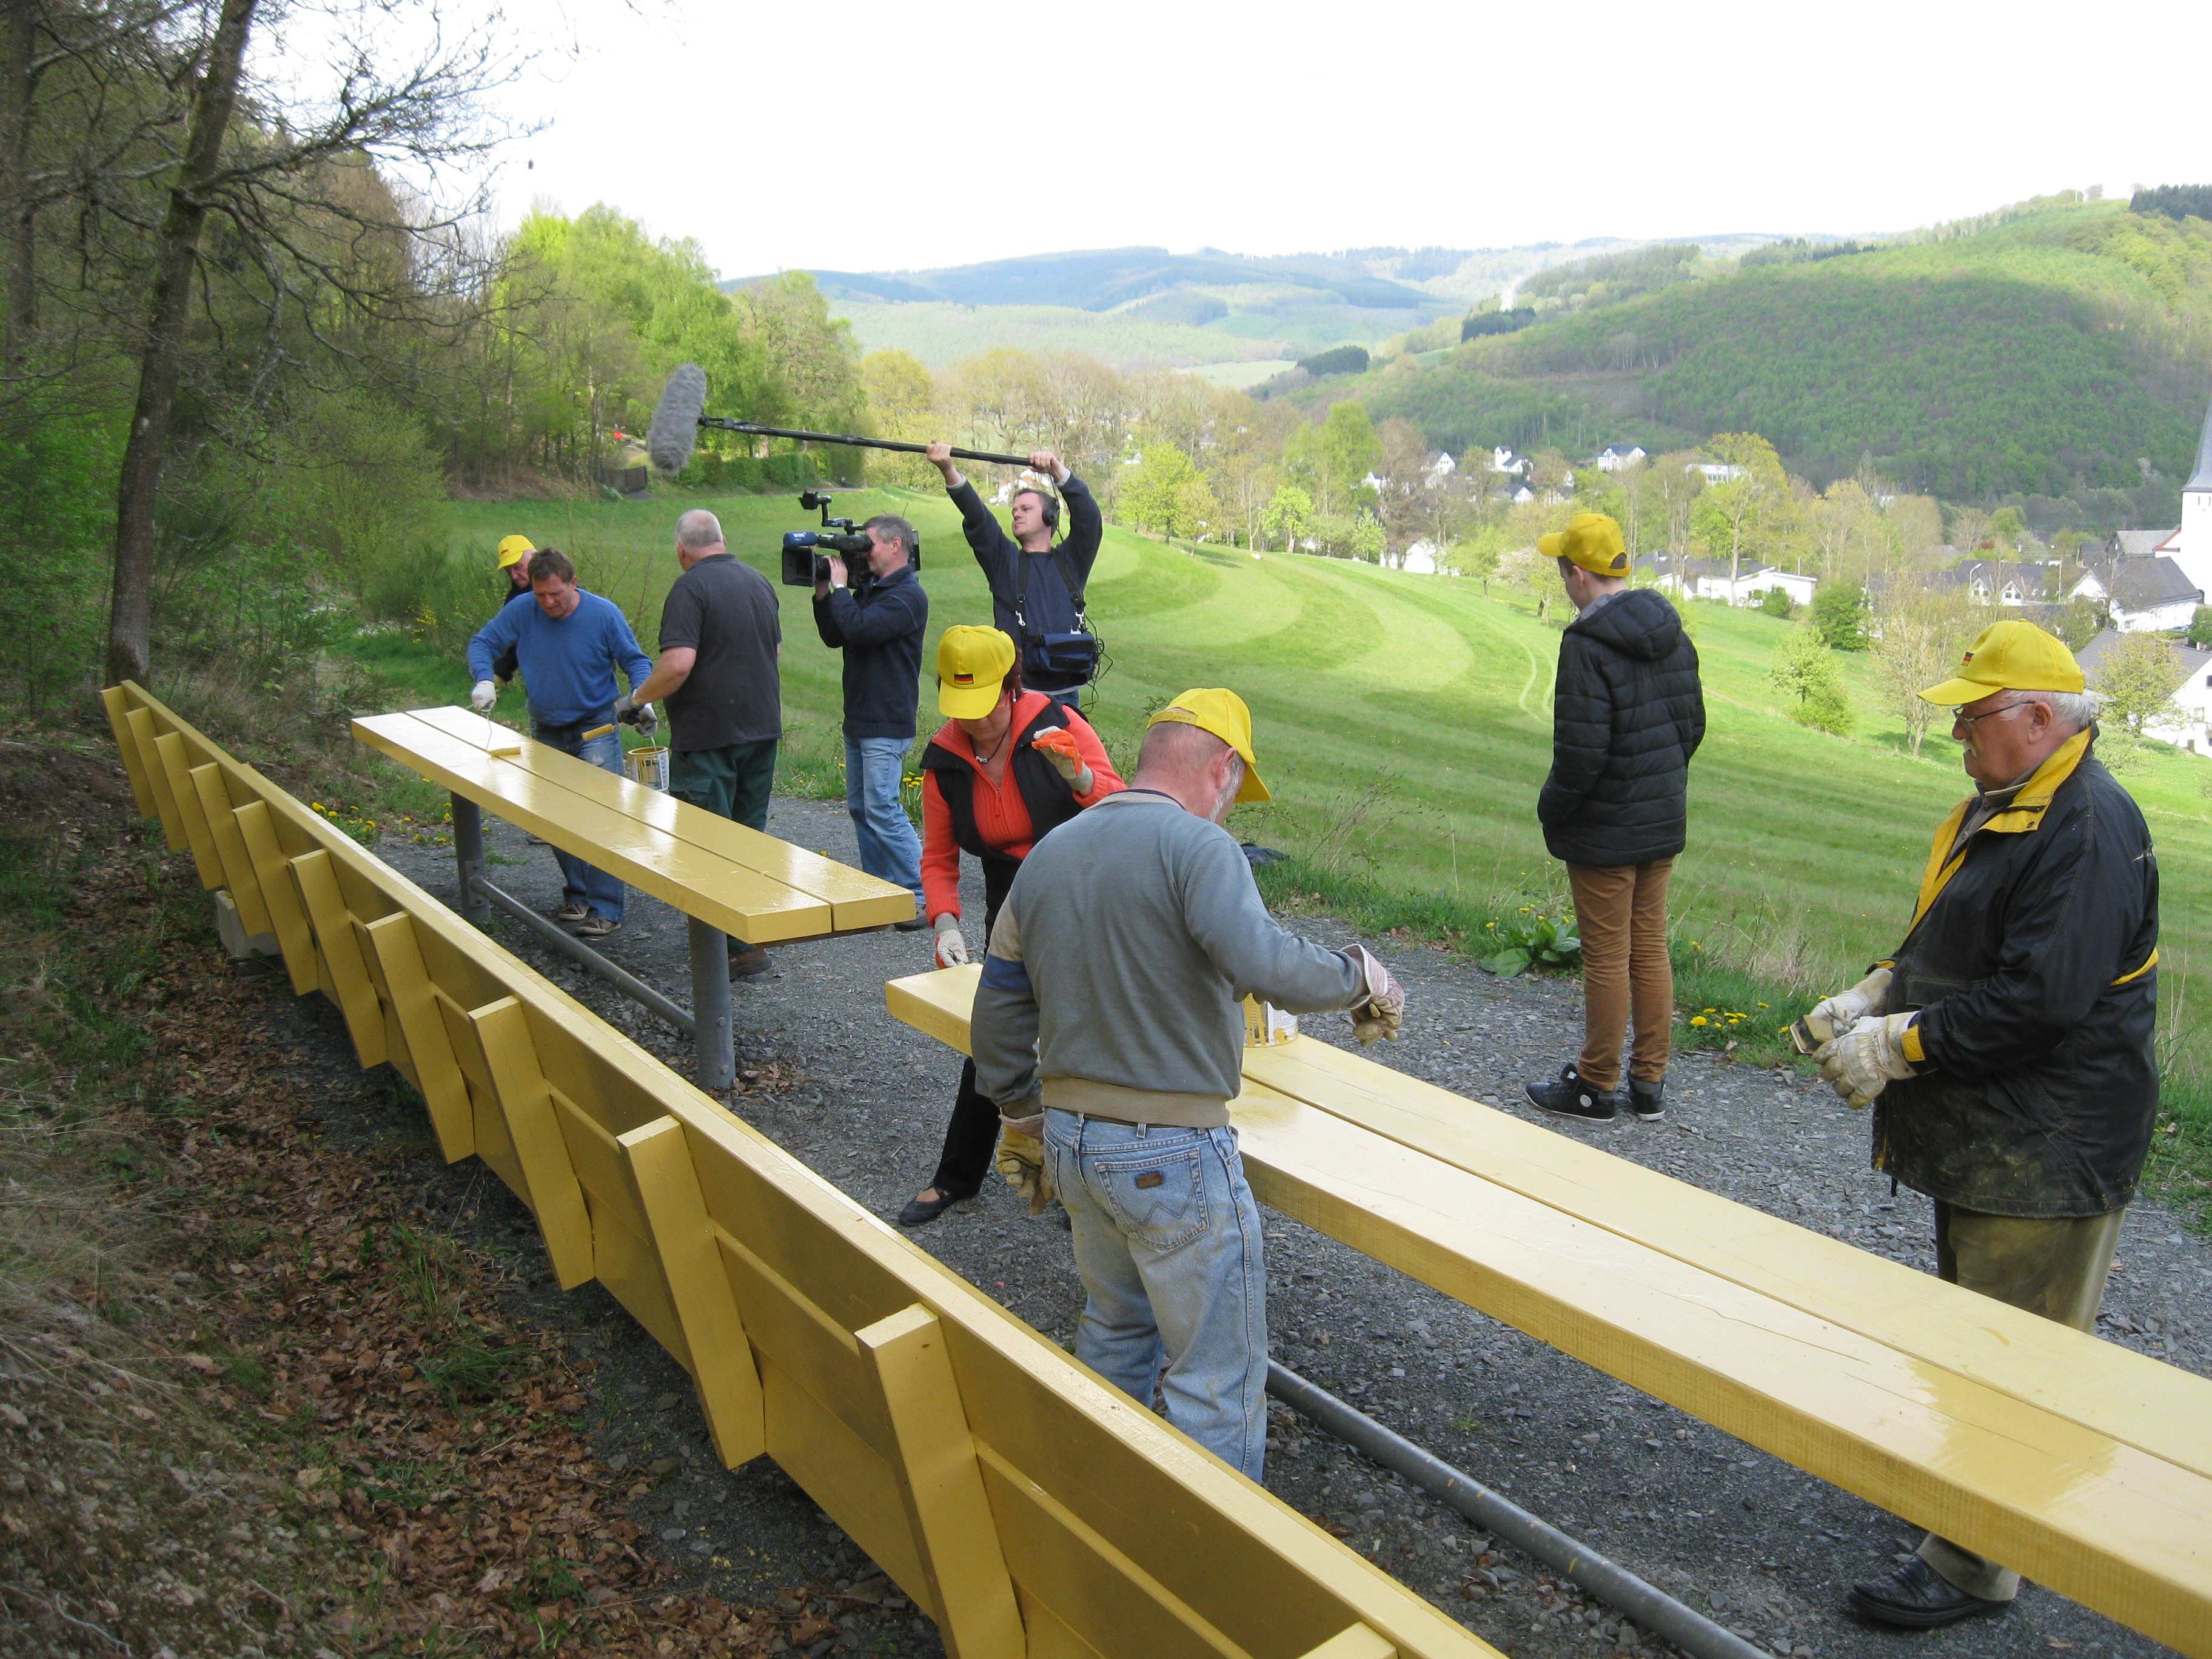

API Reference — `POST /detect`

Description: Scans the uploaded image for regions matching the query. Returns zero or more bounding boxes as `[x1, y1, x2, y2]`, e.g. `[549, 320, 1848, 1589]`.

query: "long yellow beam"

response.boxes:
[885, 966, 2212, 1656]
[354, 711, 832, 943]
[402, 706, 913, 931]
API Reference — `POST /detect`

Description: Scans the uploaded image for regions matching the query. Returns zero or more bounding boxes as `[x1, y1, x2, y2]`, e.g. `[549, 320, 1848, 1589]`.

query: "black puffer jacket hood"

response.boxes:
[1536, 588, 1705, 867]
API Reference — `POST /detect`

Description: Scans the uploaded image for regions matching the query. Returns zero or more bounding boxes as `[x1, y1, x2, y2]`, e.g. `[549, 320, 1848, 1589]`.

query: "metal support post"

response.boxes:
[451, 793, 489, 923]
[471, 876, 695, 1036]
[688, 916, 736, 1092]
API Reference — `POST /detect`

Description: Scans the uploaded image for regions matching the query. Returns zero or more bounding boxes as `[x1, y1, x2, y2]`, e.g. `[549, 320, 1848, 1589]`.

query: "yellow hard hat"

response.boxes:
[1149, 688, 1271, 803]
[1538, 512, 1630, 577]
[1917, 620, 2084, 705]
[495, 534, 535, 570]
[937, 625, 1018, 720]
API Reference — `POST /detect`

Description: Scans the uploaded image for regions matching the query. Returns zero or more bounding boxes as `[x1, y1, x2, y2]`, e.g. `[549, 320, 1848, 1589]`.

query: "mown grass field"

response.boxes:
[362, 487, 2210, 1179]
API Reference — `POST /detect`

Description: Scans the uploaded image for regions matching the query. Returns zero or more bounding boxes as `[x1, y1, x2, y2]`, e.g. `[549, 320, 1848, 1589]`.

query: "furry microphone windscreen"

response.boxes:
[647, 362, 708, 472]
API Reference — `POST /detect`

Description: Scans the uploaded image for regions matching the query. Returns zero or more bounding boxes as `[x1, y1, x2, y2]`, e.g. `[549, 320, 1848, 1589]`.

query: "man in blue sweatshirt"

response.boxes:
[466, 548, 654, 938]
[970, 688, 1405, 1480]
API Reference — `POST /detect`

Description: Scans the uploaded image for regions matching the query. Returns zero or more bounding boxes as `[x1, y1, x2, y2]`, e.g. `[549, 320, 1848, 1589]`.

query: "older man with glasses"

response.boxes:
[1792, 620, 2161, 1632]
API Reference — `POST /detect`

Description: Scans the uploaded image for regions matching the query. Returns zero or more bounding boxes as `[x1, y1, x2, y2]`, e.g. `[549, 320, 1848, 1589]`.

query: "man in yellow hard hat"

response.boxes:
[1800, 620, 2159, 1631]
[1527, 512, 1704, 1125]
[486, 534, 537, 686]
[970, 688, 1405, 1481]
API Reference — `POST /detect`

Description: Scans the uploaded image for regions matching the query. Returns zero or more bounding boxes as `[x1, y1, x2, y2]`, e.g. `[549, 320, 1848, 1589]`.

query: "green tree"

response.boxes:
[1810, 581, 1869, 650]
[2187, 606, 2212, 649]
[1120, 432, 1210, 540]
[1869, 578, 1978, 757]
[1769, 632, 1854, 735]
[2093, 632, 2187, 741]
[859, 349, 938, 489]
[1284, 399, 1381, 517]
[1758, 585, 1795, 618]
[1261, 483, 1313, 553]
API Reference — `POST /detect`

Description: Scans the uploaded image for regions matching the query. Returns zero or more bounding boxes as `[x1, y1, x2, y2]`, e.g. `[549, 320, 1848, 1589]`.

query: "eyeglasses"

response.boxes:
[1952, 699, 2029, 733]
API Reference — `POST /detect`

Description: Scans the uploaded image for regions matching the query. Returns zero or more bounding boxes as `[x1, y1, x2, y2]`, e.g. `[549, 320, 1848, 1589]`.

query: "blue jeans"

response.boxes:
[534, 719, 626, 922]
[1042, 1110, 1269, 1481]
[843, 734, 922, 903]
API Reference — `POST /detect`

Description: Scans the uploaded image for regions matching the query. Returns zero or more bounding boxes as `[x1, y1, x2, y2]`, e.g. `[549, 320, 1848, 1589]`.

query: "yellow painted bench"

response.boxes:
[102, 683, 1498, 1659]
[352, 705, 916, 1088]
[886, 964, 2212, 1657]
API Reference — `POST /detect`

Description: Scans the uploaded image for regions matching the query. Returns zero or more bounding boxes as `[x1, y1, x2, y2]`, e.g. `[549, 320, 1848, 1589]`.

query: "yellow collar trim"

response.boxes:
[1909, 728, 2094, 928]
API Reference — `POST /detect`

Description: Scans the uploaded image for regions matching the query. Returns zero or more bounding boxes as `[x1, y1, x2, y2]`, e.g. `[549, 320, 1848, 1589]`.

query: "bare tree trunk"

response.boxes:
[2, 0, 40, 381]
[104, 0, 258, 686]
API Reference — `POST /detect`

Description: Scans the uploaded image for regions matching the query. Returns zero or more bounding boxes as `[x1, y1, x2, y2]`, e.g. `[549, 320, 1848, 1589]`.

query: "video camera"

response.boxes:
[780, 490, 918, 588]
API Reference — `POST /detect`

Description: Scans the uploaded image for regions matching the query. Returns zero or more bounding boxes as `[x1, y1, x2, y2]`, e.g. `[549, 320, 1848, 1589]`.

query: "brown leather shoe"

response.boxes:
[1848, 1558, 2008, 1629]
[730, 943, 770, 978]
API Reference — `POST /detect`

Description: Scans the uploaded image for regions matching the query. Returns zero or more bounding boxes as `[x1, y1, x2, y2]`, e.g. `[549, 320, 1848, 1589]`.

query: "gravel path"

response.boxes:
[368, 793, 2206, 1659]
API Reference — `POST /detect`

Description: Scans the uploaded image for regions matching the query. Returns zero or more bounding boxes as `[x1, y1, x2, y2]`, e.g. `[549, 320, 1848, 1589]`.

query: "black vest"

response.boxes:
[920, 701, 1089, 884]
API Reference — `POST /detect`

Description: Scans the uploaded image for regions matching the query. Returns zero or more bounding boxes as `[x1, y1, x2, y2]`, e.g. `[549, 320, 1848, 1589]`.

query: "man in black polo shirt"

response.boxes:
[813, 512, 929, 928]
[925, 440, 1102, 709]
[632, 509, 785, 971]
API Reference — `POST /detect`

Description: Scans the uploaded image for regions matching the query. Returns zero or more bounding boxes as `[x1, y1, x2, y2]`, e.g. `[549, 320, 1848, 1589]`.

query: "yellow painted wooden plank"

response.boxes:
[1299, 1627, 1396, 1659]
[622, 1116, 766, 1469]
[407, 704, 914, 930]
[465, 995, 595, 1290]
[765, 1353, 934, 1614]
[190, 762, 275, 939]
[711, 1228, 894, 1465]
[152, 732, 224, 889]
[123, 707, 189, 849]
[100, 686, 157, 818]
[363, 913, 474, 1162]
[1245, 1035, 2212, 1484]
[885, 967, 2212, 1657]
[352, 711, 830, 943]
[583, 1191, 685, 1359]
[233, 800, 320, 994]
[551, 1088, 649, 1239]
[289, 850, 389, 1068]
[857, 1304, 1025, 1659]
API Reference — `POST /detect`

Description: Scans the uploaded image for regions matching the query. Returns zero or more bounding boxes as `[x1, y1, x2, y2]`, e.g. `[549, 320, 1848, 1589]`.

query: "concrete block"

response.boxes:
[213, 890, 281, 960]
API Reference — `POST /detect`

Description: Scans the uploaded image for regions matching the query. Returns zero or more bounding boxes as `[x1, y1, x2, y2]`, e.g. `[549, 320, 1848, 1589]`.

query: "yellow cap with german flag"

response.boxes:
[1538, 512, 1630, 577]
[1917, 619, 2084, 705]
[495, 534, 535, 570]
[936, 625, 1018, 719]
[1149, 688, 1271, 803]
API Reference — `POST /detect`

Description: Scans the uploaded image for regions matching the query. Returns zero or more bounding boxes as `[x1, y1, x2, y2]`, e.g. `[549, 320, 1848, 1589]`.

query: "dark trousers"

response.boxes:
[927, 857, 1019, 1198]
[669, 738, 777, 833]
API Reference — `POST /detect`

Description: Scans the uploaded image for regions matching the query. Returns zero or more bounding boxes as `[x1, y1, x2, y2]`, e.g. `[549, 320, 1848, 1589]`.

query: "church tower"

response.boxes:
[2183, 392, 2212, 595]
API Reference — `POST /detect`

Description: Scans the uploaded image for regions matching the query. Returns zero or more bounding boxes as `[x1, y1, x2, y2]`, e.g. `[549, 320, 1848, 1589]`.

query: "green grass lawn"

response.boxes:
[357, 486, 2208, 1204]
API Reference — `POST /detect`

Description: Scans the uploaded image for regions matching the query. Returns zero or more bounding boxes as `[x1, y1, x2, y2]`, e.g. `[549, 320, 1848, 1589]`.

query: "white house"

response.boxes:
[2102, 392, 2212, 614]
[1740, 568, 1819, 608]
[1493, 478, 1537, 505]
[1689, 457, 1744, 486]
[2078, 628, 2212, 754]
[2071, 556, 2203, 634]
[1489, 446, 1532, 475]
[1400, 539, 1441, 575]
[1423, 450, 1456, 483]
[1594, 443, 1647, 472]
[1637, 552, 1815, 606]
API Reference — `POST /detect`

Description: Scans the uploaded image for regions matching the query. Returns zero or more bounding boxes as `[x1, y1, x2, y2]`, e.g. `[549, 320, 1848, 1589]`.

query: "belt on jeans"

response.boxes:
[534, 711, 615, 737]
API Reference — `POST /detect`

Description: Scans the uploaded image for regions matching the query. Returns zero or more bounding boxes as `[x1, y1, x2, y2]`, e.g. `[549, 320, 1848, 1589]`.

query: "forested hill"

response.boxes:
[1353, 196, 2212, 511]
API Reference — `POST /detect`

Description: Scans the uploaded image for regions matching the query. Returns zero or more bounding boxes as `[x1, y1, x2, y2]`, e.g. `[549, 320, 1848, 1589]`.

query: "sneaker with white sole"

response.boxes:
[551, 900, 589, 925]
[574, 914, 621, 940]
[1524, 1064, 1621, 1122]
[1627, 1078, 1666, 1121]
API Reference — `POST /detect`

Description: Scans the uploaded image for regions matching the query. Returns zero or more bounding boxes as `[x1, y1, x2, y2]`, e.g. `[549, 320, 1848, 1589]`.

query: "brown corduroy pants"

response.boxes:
[1564, 858, 1675, 1091]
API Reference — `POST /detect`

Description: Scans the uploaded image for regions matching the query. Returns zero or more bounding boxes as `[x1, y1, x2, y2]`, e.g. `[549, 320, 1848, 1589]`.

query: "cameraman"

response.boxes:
[813, 514, 929, 927]
[926, 441, 1102, 710]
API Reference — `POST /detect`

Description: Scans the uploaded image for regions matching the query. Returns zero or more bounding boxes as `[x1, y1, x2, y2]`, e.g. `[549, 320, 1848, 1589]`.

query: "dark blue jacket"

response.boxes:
[950, 475, 1101, 692]
[812, 563, 928, 740]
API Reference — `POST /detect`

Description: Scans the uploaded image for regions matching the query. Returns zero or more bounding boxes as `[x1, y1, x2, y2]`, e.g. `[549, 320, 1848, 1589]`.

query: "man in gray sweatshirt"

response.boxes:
[971, 688, 1404, 1480]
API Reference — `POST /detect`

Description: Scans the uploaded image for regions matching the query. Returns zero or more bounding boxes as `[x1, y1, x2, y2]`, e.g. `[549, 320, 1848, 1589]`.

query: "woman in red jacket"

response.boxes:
[898, 626, 1123, 1225]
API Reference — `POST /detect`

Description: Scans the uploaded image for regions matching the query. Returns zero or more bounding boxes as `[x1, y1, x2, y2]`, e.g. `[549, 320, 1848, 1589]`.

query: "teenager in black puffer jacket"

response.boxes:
[1525, 514, 1704, 1124]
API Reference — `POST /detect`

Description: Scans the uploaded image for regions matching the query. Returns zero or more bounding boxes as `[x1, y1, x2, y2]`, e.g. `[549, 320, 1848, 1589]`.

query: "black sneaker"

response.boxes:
[1525, 1064, 1620, 1122]
[1627, 1078, 1666, 1121]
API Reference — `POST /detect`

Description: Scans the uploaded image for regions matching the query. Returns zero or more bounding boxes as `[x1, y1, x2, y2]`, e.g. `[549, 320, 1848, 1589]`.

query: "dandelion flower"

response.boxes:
[1690, 1016, 1709, 1028]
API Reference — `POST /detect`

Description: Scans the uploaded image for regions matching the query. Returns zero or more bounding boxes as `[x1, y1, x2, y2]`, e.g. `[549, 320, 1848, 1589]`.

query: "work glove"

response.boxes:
[931, 913, 969, 969]
[470, 680, 497, 714]
[1343, 943, 1406, 1045]
[993, 1107, 1053, 1216]
[1816, 1012, 1920, 1109]
[1795, 967, 1894, 1051]
[1029, 726, 1093, 794]
[615, 694, 657, 738]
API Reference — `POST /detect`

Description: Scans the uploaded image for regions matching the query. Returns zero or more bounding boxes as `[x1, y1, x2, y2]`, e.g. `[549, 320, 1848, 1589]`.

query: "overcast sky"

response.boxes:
[476, 0, 2200, 280]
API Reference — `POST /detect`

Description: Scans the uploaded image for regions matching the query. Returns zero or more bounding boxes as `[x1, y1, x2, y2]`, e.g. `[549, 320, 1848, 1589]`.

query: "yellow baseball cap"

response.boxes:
[1538, 512, 1631, 577]
[937, 625, 1018, 720]
[1149, 688, 1272, 803]
[495, 534, 535, 570]
[1917, 620, 2085, 705]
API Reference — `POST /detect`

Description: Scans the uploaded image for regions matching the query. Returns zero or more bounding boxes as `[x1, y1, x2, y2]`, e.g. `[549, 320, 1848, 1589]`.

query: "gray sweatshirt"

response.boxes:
[971, 789, 1366, 1128]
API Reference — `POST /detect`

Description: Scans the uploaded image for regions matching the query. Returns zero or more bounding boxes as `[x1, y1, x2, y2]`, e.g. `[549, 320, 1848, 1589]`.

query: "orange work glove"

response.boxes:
[1029, 726, 1093, 793]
